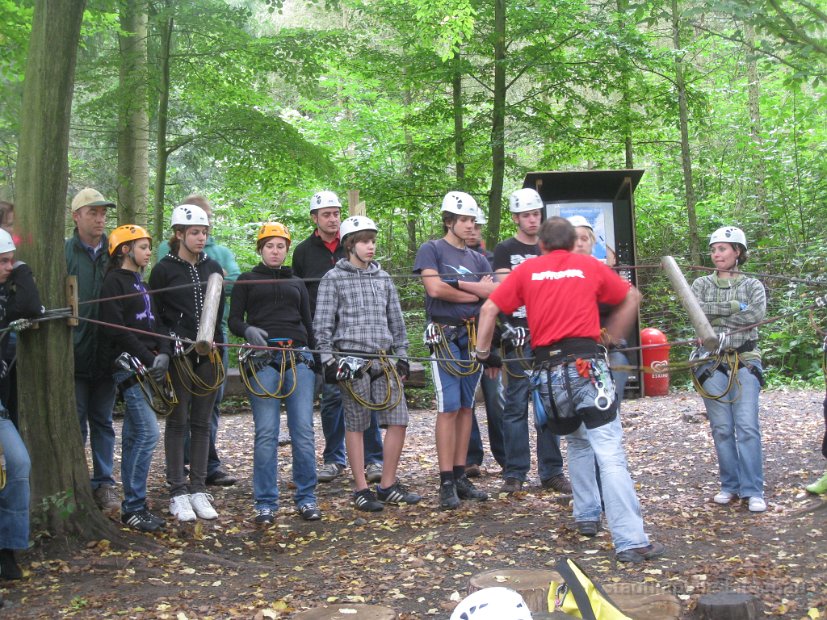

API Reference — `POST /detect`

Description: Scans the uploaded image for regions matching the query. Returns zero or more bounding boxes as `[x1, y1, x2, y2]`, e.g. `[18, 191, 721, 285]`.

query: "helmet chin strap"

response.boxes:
[351, 247, 370, 267]
[448, 221, 467, 247]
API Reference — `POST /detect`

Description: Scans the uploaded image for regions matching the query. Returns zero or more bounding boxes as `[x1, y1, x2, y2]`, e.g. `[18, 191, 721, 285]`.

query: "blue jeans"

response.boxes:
[568, 415, 649, 553]
[251, 353, 317, 509]
[698, 361, 764, 498]
[502, 343, 564, 481]
[319, 380, 383, 467]
[467, 372, 506, 468]
[0, 415, 30, 549]
[75, 376, 117, 488]
[114, 370, 160, 514]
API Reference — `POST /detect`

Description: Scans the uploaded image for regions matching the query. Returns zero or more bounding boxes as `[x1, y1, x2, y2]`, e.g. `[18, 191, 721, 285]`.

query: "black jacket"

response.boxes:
[292, 231, 344, 310]
[0, 262, 45, 361]
[99, 268, 171, 370]
[148, 253, 225, 343]
[228, 264, 315, 348]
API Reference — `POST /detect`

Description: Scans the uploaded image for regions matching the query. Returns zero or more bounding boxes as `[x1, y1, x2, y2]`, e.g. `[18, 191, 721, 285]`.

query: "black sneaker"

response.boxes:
[255, 507, 275, 524]
[353, 488, 384, 512]
[439, 481, 460, 510]
[297, 503, 323, 521]
[121, 509, 164, 533]
[455, 475, 489, 501]
[576, 520, 600, 537]
[376, 481, 422, 505]
[206, 469, 237, 487]
[615, 541, 665, 563]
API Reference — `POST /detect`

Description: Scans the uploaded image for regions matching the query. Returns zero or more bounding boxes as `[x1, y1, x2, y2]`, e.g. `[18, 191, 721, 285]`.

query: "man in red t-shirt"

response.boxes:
[475, 216, 664, 564]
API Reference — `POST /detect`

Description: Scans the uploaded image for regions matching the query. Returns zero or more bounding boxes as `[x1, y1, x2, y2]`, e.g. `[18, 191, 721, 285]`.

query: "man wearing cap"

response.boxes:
[65, 188, 119, 511]
[293, 191, 384, 485]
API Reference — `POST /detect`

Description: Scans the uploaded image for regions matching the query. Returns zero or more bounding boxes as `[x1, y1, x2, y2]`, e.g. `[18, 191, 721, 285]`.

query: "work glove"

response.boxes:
[149, 353, 170, 381]
[323, 360, 339, 384]
[395, 359, 410, 379]
[244, 326, 268, 347]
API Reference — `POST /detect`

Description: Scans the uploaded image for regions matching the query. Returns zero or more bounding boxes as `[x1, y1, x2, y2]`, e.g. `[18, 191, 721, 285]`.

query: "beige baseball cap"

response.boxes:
[71, 188, 115, 212]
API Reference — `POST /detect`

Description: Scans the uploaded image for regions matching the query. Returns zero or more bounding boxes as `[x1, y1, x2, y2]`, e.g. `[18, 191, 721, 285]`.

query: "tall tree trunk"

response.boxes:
[671, 0, 700, 265]
[452, 51, 466, 186]
[117, 0, 150, 226]
[15, 0, 117, 539]
[403, 79, 418, 260]
[617, 0, 634, 168]
[744, 23, 767, 236]
[153, 3, 173, 244]
[488, 0, 506, 249]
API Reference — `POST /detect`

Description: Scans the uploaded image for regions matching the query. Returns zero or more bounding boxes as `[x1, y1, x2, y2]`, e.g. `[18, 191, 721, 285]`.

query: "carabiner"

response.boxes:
[594, 380, 612, 411]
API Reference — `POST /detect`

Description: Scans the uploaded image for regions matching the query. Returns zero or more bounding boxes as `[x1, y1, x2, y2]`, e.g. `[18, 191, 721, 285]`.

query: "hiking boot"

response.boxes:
[93, 484, 120, 511]
[713, 491, 735, 504]
[298, 503, 323, 521]
[439, 481, 460, 510]
[255, 507, 275, 524]
[748, 497, 767, 513]
[500, 478, 523, 495]
[318, 462, 345, 483]
[805, 471, 827, 495]
[353, 488, 384, 512]
[455, 475, 489, 501]
[206, 469, 237, 487]
[365, 462, 383, 484]
[189, 492, 218, 520]
[615, 541, 665, 563]
[376, 481, 422, 505]
[0, 549, 21, 580]
[122, 509, 164, 533]
[576, 520, 601, 537]
[541, 474, 572, 494]
[465, 464, 481, 478]
[169, 495, 196, 522]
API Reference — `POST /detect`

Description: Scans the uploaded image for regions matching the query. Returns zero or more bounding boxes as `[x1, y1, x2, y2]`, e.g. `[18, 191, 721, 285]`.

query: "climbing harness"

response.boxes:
[339, 351, 404, 411]
[423, 318, 480, 376]
[115, 352, 178, 416]
[690, 337, 763, 402]
[238, 339, 298, 399]
[170, 333, 225, 396]
[500, 322, 533, 378]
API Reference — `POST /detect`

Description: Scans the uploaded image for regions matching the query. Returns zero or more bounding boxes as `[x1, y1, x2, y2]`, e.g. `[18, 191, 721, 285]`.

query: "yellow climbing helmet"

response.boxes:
[108, 224, 151, 256]
[257, 222, 291, 245]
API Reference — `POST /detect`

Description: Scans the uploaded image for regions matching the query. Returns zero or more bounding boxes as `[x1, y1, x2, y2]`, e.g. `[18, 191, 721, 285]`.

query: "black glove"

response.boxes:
[149, 353, 170, 381]
[244, 326, 268, 347]
[311, 353, 322, 373]
[395, 359, 410, 379]
[478, 353, 502, 369]
[323, 360, 339, 384]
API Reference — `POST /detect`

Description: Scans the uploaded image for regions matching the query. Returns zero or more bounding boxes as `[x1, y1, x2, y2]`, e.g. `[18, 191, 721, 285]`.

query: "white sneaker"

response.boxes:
[170, 495, 196, 522]
[190, 492, 218, 520]
[713, 491, 735, 504]
[748, 497, 767, 513]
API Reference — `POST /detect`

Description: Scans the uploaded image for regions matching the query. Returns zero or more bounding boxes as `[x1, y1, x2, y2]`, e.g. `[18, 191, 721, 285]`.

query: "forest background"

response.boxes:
[1, 0, 825, 384]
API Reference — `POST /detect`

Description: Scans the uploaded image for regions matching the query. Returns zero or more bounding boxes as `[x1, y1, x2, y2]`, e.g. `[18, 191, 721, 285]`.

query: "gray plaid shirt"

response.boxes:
[314, 258, 409, 364]
[691, 274, 766, 359]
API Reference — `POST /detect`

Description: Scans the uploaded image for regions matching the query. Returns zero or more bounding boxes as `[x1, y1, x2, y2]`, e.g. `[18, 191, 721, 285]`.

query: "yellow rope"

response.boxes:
[238, 345, 298, 400]
[342, 353, 404, 411]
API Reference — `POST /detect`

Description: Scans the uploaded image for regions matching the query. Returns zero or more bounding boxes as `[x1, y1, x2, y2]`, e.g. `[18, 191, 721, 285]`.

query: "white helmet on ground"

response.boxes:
[450, 587, 533, 620]
[310, 190, 342, 212]
[509, 188, 543, 214]
[0, 229, 14, 254]
[441, 191, 478, 217]
[567, 215, 593, 230]
[171, 204, 210, 228]
[473, 206, 487, 226]
[709, 226, 747, 249]
[340, 215, 377, 241]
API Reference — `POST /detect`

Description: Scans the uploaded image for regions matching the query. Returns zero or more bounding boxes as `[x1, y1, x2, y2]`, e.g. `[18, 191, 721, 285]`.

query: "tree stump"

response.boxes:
[468, 568, 562, 613]
[293, 604, 397, 619]
[602, 582, 681, 619]
[694, 592, 763, 619]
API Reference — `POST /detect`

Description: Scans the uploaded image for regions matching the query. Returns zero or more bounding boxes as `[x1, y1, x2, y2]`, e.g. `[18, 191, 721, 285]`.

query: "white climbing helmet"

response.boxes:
[340, 215, 378, 241]
[450, 587, 533, 620]
[509, 188, 543, 214]
[0, 228, 14, 254]
[171, 204, 210, 228]
[441, 191, 479, 217]
[709, 226, 747, 249]
[310, 190, 342, 212]
[473, 206, 487, 226]
[567, 215, 593, 230]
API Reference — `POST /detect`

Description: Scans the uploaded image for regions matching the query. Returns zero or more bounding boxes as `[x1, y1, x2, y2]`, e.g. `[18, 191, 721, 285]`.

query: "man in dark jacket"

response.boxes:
[65, 188, 119, 511]
[293, 191, 384, 485]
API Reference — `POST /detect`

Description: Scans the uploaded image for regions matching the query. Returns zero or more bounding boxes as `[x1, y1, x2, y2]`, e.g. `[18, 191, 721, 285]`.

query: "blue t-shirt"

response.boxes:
[413, 239, 491, 322]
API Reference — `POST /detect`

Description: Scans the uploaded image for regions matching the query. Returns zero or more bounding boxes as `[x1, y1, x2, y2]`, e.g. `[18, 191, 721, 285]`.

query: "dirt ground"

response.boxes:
[3, 388, 827, 619]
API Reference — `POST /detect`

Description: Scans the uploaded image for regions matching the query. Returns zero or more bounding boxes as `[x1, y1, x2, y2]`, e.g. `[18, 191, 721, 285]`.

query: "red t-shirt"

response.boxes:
[489, 250, 631, 346]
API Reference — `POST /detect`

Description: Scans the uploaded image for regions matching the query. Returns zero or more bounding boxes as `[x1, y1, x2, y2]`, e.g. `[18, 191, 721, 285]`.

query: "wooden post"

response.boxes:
[195, 272, 224, 356]
[694, 592, 762, 619]
[468, 568, 562, 613]
[293, 604, 397, 619]
[661, 256, 718, 351]
[66, 275, 79, 326]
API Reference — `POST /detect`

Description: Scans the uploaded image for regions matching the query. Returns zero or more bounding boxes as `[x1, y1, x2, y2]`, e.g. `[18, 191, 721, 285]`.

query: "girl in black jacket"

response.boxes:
[148, 204, 224, 522]
[100, 225, 170, 532]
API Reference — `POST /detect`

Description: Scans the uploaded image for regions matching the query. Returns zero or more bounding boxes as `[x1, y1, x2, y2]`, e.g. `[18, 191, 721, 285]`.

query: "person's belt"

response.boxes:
[430, 316, 475, 327]
[533, 338, 600, 366]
